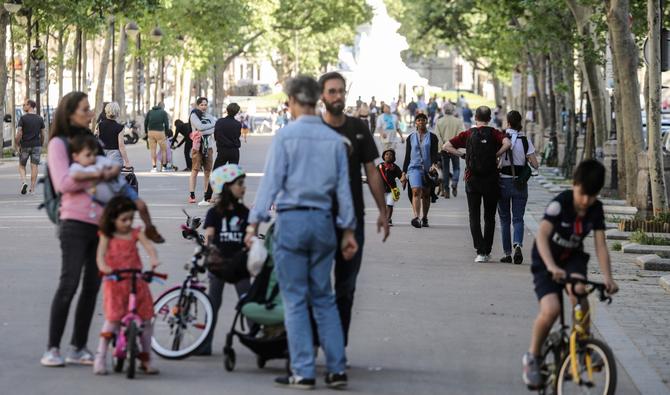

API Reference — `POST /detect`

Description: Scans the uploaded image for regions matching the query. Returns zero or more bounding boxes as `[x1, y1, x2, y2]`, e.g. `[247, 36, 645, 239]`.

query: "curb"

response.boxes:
[661, 276, 670, 293]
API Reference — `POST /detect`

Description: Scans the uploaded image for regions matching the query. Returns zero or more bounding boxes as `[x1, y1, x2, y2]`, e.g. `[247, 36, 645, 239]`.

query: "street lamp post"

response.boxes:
[150, 27, 163, 105]
[125, 22, 139, 116]
[4, 0, 22, 152]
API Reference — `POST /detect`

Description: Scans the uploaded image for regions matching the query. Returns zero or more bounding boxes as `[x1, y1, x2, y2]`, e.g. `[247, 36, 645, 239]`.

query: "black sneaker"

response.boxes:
[421, 217, 429, 227]
[20, 183, 28, 195]
[452, 186, 458, 197]
[274, 375, 316, 390]
[388, 219, 393, 227]
[411, 217, 422, 228]
[513, 244, 523, 265]
[500, 255, 512, 264]
[325, 372, 348, 389]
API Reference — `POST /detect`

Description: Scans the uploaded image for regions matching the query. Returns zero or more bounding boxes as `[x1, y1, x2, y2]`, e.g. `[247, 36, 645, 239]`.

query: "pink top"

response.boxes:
[47, 137, 103, 225]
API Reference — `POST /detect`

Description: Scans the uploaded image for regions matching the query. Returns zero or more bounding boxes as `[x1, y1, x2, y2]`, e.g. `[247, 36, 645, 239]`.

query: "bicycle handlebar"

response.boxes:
[561, 276, 612, 304]
[104, 270, 168, 282]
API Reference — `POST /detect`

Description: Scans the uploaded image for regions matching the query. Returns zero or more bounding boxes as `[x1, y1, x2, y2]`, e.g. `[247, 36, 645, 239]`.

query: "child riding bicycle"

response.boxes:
[93, 197, 161, 375]
[523, 159, 618, 389]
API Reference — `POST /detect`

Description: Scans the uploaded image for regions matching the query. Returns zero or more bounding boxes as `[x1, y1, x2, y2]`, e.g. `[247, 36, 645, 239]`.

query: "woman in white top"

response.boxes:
[498, 110, 539, 264]
[376, 103, 404, 151]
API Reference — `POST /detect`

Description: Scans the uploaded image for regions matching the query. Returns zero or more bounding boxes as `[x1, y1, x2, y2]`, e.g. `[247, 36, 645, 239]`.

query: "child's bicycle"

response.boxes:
[536, 276, 617, 395]
[151, 224, 214, 359]
[104, 269, 167, 379]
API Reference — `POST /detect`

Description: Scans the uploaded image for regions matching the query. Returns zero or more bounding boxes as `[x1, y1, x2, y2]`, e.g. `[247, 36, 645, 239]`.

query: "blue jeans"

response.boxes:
[497, 177, 528, 255]
[273, 210, 346, 378]
[441, 152, 460, 188]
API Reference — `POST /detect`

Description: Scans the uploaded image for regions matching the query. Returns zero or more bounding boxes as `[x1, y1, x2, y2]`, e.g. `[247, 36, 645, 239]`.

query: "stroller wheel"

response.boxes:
[223, 348, 236, 372]
[256, 356, 266, 369]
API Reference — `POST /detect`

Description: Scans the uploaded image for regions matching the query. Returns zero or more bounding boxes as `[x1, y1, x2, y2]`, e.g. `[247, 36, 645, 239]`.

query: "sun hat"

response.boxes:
[209, 164, 246, 194]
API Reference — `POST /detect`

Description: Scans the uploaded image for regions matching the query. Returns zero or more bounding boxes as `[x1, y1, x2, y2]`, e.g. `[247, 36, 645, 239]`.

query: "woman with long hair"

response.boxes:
[188, 97, 217, 205]
[41, 92, 120, 367]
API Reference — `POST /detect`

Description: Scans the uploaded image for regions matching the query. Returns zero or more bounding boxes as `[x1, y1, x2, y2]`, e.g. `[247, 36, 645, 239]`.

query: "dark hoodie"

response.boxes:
[145, 106, 170, 133]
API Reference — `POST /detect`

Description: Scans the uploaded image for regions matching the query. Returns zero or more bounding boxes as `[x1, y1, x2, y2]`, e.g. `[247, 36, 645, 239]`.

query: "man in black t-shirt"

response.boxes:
[16, 99, 45, 195]
[523, 160, 619, 389]
[319, 72, 390, 347]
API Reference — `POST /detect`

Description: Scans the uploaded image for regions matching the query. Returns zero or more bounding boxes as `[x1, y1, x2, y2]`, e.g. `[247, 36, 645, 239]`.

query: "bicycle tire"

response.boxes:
[151, 287, 213, 359]
[127, 322, 138, 379]
[556, 338, 617, 395]
[538, 332, 565, 395]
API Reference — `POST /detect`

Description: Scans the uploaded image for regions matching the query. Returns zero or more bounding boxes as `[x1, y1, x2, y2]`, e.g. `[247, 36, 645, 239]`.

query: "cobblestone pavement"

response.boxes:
[525, 174, 670, 394]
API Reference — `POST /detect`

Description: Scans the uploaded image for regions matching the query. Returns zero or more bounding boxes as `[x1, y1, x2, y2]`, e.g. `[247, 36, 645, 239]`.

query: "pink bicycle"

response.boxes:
[104, 269, 167, 379]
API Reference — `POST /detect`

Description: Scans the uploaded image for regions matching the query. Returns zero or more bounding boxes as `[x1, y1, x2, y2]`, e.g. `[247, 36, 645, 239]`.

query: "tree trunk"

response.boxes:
[57, 28, 67, 101]
[0, 10, 8, 124]
[647, 0, 668, 213]
[607, 0, 645, 207]
[71, 27, 80, 92]
[565, 0, 607, 161]
[81, 30, 87, 93]
[114, 21, 127, 121]
[561, 43, 577, 175]
[25, 12, 32, 99]
[492, 74, 504, 110]
[93, 19, 113, 129]
[610, 30, 627, 197]
[144, 54, 151, 115]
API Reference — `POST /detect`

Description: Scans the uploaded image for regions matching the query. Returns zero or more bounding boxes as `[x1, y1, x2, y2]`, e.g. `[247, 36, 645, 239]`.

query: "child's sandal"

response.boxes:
[93, 353, 107, 375]
[140, 364, 159, 375]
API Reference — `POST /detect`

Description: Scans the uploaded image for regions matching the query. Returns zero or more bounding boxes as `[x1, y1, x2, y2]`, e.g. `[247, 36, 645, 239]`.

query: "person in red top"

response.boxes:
[93, 197, 160, 375]
[443, 106, 511, 263]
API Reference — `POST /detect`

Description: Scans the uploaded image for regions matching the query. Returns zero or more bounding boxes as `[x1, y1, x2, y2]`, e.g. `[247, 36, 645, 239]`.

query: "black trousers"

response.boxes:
[466, 180, 500, 255]
[48, 220, 101, 349]
[183, 139, 193, 170]
[205, 147, 240, 200]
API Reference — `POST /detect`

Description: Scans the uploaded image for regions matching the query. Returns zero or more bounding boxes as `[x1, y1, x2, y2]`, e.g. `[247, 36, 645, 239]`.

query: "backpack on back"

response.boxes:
[38, 137, 68, 224]
[466, 127, 498, 177]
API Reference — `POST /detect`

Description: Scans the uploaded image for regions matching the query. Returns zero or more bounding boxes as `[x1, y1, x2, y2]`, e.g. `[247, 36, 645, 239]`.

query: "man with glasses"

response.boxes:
[319, 72, 390, 348]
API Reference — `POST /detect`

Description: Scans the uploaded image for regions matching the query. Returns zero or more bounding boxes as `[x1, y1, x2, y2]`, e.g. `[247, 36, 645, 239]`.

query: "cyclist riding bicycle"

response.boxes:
[523, 159, 619, 389]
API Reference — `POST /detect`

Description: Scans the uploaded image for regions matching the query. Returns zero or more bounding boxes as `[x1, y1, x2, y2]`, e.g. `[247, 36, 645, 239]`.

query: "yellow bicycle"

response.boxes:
[537, 277, 617, 395]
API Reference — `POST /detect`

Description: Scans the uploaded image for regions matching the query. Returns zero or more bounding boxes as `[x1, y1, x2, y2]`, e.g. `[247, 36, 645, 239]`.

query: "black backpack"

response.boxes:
[465, 127, 499, 177]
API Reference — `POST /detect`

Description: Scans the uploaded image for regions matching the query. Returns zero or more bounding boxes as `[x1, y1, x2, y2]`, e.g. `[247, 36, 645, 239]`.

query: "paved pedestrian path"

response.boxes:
[0, 139, 658, 394]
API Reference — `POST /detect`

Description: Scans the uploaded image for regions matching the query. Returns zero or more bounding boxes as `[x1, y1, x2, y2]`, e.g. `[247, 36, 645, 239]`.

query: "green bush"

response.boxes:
[611, 242, 622, 251]
[629, 230, 670, 246]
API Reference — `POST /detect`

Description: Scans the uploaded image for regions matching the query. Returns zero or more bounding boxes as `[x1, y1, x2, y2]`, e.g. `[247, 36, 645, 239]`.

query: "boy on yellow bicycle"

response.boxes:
[523, 159, 619, 389]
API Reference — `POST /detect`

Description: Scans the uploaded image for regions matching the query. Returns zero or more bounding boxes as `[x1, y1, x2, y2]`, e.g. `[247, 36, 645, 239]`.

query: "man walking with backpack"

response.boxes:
[444, 106, 511, 263]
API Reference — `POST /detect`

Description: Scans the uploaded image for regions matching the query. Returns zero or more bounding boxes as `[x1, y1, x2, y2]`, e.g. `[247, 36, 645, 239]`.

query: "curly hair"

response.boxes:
[99, 196, 137, 237]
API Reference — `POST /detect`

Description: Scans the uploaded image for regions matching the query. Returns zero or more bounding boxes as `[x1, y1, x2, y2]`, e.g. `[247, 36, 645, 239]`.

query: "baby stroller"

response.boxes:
[223, 224, 288, 372]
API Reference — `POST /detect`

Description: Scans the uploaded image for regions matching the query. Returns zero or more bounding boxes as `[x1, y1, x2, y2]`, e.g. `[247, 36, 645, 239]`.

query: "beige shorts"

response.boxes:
[147, 130, 167, 153]
[191, 148, 213, 173]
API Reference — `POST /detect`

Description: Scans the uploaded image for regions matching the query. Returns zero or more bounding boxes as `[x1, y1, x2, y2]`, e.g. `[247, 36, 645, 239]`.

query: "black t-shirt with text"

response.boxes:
[204, 204, 249, 256]
[18, 113, 45, 147]
[328, 116, 379, 220]
[532, 190, 605, 264]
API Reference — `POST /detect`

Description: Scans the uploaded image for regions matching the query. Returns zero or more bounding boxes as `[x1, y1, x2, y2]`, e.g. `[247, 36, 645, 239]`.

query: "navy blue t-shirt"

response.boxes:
[204, 203, 249, 256]
[532, 190, 605, 265]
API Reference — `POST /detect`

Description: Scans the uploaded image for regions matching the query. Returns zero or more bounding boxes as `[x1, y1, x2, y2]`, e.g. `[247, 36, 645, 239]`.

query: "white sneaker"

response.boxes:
[65, 347, 95, 365]
[474, 254, 488, 263]
[41, 347, 65, 367]
[197, 200, 212, 207]
[150, 167, 158, 173]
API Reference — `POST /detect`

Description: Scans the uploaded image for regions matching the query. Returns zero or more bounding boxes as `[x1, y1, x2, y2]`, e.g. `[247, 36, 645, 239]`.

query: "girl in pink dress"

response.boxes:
[93, 197, 160, 375]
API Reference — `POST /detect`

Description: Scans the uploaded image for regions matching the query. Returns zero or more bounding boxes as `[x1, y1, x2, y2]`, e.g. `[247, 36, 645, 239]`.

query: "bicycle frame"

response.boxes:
[114, 273, 144, 361]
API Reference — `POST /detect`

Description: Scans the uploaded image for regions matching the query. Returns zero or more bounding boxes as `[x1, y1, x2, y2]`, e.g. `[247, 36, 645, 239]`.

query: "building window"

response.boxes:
[239, 64, 244, 80]
[456, 64, 463, 84]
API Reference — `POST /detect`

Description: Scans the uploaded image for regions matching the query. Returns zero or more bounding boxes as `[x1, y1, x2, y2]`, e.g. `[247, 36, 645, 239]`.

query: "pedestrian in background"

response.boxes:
[462, 103, 474, 129]
[144, 102, 171, 173]
[497, 110, 539, 264]
[401, 113, 439, 228]
[188, 97, 217, 205]
[16, 99, 45, 195]
[42, 92, 117, 367]
[444, 106, 511, 263]
[172, 119, 192, 171]
[376, 103, 404, 151]
[434, 102, 464, 198]
[97, 102, 131, 168]
[246, 75, 358, 389]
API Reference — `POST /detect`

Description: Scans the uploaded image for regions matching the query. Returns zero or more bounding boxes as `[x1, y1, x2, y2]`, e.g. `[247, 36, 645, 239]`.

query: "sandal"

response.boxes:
[140, 364, 160, 375]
